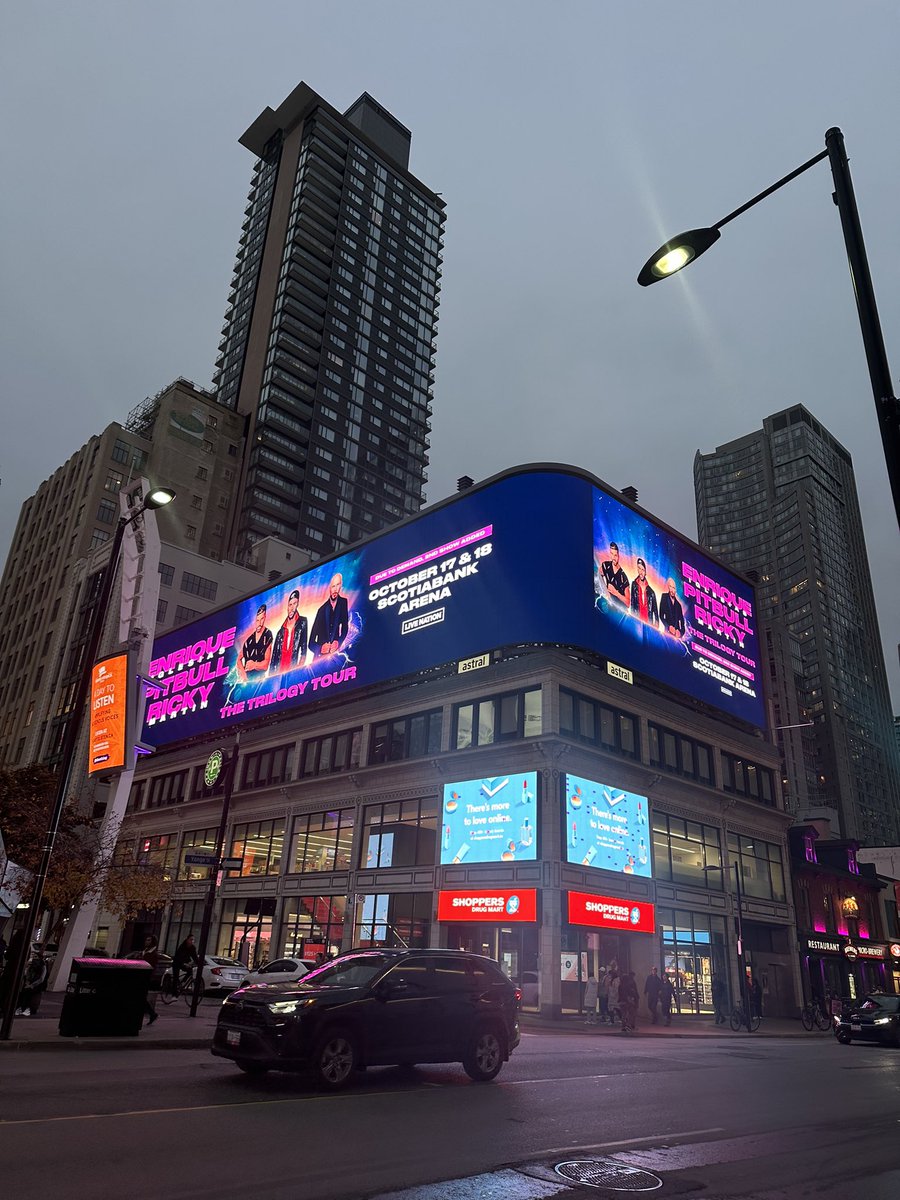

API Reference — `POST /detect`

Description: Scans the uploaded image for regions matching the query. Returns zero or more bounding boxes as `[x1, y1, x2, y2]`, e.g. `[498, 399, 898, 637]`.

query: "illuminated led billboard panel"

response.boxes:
[564, 773, 651, 878]
[440, 773, 538, 865]
[142, 468, 764, 750]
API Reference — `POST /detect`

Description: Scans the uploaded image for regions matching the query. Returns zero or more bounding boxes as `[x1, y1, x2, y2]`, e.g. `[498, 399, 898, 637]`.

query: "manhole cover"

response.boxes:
[554, 1159, 663, 1191]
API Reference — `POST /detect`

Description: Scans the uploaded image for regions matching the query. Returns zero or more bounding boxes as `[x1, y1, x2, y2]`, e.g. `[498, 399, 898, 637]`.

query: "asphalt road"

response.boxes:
[1, 1030, 898, 1200]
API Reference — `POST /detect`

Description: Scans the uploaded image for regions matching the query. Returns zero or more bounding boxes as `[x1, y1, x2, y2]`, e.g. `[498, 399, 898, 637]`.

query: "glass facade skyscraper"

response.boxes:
[213, 84, 445, 562]
[695, 404, 900, 845]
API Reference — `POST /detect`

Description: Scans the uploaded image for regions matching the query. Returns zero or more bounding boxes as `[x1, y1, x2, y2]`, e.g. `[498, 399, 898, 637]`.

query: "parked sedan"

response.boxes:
[212, 949, 520, 1089]
[241, 957, 317, 988]
[834, 994, 900, 1047]
[162, 954, 247, 995]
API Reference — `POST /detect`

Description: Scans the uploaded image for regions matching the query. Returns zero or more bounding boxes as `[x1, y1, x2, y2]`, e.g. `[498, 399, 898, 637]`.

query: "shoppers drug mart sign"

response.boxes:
[436, 888, 537, 922]
[567, 890, 655, 934]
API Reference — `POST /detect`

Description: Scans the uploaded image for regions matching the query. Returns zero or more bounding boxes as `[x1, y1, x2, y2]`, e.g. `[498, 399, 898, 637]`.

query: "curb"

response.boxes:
[0, 1034, 214, 1052]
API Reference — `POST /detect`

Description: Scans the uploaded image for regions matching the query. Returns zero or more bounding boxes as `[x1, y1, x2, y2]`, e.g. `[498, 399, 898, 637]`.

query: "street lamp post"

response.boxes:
[638, 127, 900, 530]
[0, 486, 175, 1041]
[705, 860, 752, 1032]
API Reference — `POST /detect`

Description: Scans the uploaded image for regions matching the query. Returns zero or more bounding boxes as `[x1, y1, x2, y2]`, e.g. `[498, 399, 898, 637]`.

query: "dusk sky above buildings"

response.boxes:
[2, 1, 899, 703]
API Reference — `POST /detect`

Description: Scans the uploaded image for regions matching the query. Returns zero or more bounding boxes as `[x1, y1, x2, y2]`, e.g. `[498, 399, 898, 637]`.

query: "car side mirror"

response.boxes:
[377, 979, 409, 1001]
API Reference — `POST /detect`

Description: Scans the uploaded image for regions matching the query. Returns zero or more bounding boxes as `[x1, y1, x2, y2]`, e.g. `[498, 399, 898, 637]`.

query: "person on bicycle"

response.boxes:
[172, 935, 200, 995]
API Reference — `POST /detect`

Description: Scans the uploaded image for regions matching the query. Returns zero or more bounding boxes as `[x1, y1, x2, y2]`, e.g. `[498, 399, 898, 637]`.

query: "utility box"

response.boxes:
[59, 957, 151, 1037]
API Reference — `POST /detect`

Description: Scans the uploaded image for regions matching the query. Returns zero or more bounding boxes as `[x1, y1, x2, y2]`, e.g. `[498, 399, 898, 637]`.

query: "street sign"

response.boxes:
[184, 853, 218, 867]
[219, 857, 243, 872]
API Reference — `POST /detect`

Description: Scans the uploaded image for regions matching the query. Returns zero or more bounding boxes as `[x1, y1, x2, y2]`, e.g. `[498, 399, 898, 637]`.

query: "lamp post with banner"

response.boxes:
[189, 735, 240, 1018]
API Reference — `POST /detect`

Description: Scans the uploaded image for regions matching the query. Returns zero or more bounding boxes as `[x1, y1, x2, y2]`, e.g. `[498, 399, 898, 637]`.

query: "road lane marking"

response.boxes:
[536, 1128, 726, 1156]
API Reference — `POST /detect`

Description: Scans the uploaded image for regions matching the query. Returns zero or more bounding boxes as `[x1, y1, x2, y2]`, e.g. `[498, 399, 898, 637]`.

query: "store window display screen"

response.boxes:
[440, 772, 538, 865]
[564, 773, 651, 878]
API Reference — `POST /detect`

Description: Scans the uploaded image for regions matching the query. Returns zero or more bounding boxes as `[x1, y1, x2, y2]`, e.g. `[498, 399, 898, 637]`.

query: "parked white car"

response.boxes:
[240, 957, 318, 988]
[162, 954, 247, 995]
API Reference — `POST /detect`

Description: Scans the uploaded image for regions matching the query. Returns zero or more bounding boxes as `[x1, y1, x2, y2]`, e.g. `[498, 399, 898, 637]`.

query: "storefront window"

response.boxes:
[165, 898, 205, 956]
[138, 833, 178, 881]
[281, 894, 347, 958]
[353, 892, 431, 948]
[652, 812, 722, 887]
[228, 818, 285, 876]
[361, 797, 437, 868]
[217, 897, 276, 968]
[658, 908, 728, 1015]
[290, 808, 355, 873]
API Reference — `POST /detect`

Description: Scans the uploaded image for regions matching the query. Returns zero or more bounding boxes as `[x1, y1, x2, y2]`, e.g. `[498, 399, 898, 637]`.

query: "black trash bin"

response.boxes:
[59, 957, 151, 1037]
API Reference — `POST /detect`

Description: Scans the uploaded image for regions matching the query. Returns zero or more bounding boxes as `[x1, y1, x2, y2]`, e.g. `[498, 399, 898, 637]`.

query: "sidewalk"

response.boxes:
[0, 991, 223, 1052]
[519, 1011, 814, 1039]
[0, 992, 818, 1051]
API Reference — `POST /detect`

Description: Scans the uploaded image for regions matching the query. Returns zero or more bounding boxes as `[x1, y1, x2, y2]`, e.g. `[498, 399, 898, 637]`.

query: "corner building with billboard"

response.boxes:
[111, 465, 800, 1019]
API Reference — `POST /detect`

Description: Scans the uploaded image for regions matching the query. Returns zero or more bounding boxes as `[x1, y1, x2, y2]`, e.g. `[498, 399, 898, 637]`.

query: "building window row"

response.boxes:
[454, 687, 541, 750]
[559, 688, 638, 760]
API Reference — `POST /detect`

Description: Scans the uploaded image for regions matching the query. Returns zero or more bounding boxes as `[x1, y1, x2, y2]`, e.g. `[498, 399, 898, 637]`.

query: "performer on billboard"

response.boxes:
[237, 604, 273, 681]
[659, 578, 686, 639]
[630, 558, 659, 626]
[270, 588, 308, 674]
[600, 542, 629, 606]
[310, 573, 349, 657]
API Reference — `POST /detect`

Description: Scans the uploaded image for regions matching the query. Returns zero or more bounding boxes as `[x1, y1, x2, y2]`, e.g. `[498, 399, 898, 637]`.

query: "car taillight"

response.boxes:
[514, 987, 523, 1004]
[211, 967, 223, 975]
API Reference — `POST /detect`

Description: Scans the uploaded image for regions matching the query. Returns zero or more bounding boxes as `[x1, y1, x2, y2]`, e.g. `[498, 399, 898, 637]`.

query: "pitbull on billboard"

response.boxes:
[593, 486, 759, 709]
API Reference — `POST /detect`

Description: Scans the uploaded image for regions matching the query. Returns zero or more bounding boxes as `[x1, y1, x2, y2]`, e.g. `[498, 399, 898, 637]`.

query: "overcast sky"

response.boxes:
[2, 1, 899, 706]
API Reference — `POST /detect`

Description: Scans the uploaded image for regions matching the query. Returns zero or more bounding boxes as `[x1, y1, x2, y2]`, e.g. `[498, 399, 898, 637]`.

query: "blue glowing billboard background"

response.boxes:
[564, 773, 652, 878]
[440, 773, 538, 865]
[142, 467, 764, 750]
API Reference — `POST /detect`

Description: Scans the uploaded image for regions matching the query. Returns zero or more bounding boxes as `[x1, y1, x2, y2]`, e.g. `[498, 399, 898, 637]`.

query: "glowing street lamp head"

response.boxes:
[145, 487, 176, 510]
[637, 227, 721, 286]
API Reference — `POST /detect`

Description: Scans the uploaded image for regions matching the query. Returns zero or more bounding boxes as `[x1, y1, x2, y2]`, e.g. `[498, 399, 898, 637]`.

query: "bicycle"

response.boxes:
[729, 1002, 761, 1033]
[800, 999, 831, 1031]
[159, 966, 196, 1007]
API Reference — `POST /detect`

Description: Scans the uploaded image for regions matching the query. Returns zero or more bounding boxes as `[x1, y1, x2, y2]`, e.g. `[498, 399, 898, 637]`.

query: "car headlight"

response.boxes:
[267, 998, 315, 1015]
[873, 1016, 891, 1025]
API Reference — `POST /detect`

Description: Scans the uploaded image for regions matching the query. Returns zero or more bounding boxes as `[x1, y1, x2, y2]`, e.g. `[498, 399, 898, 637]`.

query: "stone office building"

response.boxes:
[105, 465, 800, 1018]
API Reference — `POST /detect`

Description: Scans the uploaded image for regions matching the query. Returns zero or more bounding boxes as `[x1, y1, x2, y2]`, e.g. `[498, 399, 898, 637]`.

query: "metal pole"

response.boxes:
[825, 127, 900, 529]
[734, 862, 752, 1032]
[189, 732, 240, 1018]
[0, 515, 129, 1041]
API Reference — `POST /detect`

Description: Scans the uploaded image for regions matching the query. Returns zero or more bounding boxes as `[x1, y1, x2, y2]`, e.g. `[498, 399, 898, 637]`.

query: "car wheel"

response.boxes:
[313, 1028, 358, 1090]
[463, 1025, 504, 1082]
[836, 1031, 851, 1045]
[235, 1060, 269, 1075]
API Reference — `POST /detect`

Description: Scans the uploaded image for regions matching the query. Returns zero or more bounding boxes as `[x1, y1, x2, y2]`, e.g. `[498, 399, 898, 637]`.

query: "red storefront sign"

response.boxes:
[568, 890, 655, 934]
[436, 888, 537, 923]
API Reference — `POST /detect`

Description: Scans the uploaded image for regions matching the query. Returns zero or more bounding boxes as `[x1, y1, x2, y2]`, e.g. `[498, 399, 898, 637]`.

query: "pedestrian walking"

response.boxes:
[583, 974, 599, 1025]
[598, 967, 611, 1024]
[644, 966, 662, 1024]
[607, 971, 621, 1028]
[15, 950, 48, 1016]
[750, 976, 763, 1021]
[141, 935, 160, 1026]
[711, 973, 728, 1025]
[660, 973, 675, 1026]
[618, 970, 639, 1034]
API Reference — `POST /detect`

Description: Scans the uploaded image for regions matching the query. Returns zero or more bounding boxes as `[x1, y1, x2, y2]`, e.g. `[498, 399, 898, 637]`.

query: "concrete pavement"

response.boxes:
[0, 989, 818, 1051]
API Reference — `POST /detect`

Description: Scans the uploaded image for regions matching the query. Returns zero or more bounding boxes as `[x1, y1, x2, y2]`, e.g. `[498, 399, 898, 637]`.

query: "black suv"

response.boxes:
[211, 949, 520, 1088]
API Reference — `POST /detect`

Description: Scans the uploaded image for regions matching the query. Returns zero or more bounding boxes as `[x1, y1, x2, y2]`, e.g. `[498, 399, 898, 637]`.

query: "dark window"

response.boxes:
[300, 727, 362, 777]
[723, 753, 776, 806]
[174, 605, 200, 624]
[727, 833, 786, 902]
[156, 599, 168, 624]
[648, 722, 714, 783]
[181, 571, 218, 600]
[111, 439, 131, 465]
[146, 770, 187, 809]
[559, 688, 638, 759]
[96, 499, 117, 525]
[158, 562, 175, 587]
[369, 708, 442, 764]
[241, 744, 292, 789]
[453, 688, 541, 750]
[362, 797, 438, 868]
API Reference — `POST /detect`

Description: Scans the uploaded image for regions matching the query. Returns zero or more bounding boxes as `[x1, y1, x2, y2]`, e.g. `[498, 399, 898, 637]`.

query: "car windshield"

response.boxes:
[301, 953, 391, 989]
[858, 995, 900, 1013]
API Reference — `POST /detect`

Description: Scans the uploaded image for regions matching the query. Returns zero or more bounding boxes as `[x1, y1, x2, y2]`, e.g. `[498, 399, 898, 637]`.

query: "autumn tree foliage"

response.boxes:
[0, 764, 170, 925]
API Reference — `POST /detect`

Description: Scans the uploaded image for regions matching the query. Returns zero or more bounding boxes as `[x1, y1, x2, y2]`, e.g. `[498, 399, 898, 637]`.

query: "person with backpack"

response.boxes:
[16, 950, 48, 1016]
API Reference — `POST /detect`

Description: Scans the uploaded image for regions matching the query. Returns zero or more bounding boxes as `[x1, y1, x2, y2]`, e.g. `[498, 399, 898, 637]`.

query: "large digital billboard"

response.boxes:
[142, 467, 764, 749]
[564, 773, 651, 878]
[440, 773, 538, 865]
